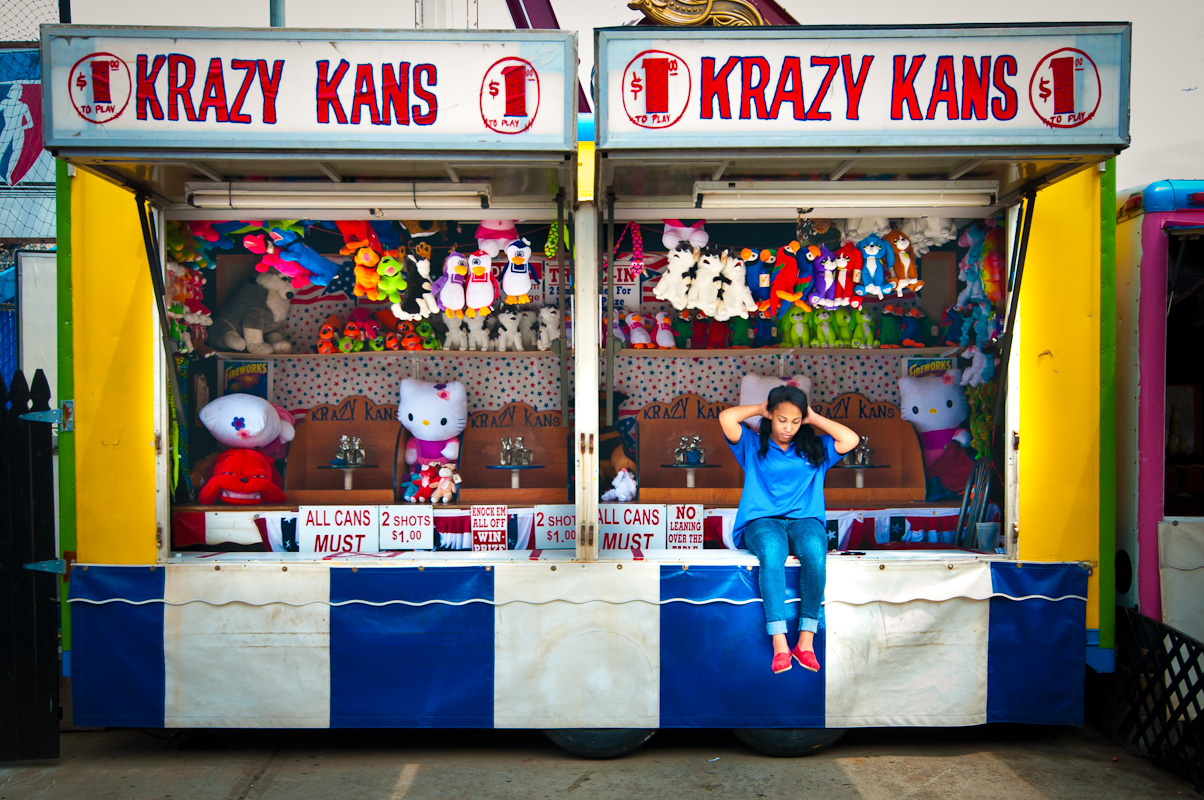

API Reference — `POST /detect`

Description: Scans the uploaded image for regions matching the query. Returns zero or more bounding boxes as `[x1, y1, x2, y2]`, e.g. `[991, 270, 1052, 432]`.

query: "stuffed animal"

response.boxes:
[443, 318, 468, 350]
[405, 463, 439, 503]
[980, 221, 1006, 303]
[652, 242, 698, 311]
[752, 306, 779, 348]
[432, 252, 469, 319]
[500, 238, 539, 304]
[536, 306, 560, 351]
[960, 345, 997, 387]
[900, 306, 929, 347]
[431, 462, 462, 504]
[267, 227, 341, 286]
[778, 305, 811, 348]
[661, 219, 709, 249]
[198, 448, 286, 505]
[316, 315, 340, 353]
[690, 310, 710, 350]
[807, 245, 839, 308]
[705, 316, 729, 349]
[626, 312, 654, 349]
[494, 311, 524, 351]
[850, 307, 878, 349]
[714, 248, 759, 322]
[899, 370, 973, 493]
[601, 468, 638, 502]
[671, 309, 693, 348]
[518, 310, 538, 350]
[376, 257, 407, 305]
[199, 394, 296, 461]
[338, 319, 365, 353]
[686, 245, 726, 317]
[811, 309, 839, 348]
[653, 311, 677, 348]
[742, 247, 774, 308]
[878, 304, 904, 348]
[831, 307, 854, 347]
[738, 373, 813, 430]
[398, 321, 424, 351]
[767, 241, 806, 318]
[353, 259, 383, 301]
[393, 244, 440, 320]
[855, 234, 895, 301]
[243, 233, 315, 289]
[833, 242, 862, 308]
[464, 250, 499, 318]
[210, 272, 295, 354]
[465, 314, 490, 351]
[416, 320, 441, 350]
[475, 220, 519, 258]
[729, 315, 755, 348]
[884, 229, 923, 295]
[398, 379, 468, 467]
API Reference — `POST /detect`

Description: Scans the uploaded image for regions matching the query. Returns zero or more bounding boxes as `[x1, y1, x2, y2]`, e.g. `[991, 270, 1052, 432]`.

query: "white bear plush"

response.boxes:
[465, 314, 490, 351]
[686, 246, 725, 317]
[443, 318, 468, 351]
[494, 311, 524, 352]
[653, 243, 698, 311]
[713, 248, 759, 322]
[536, 306, 560, 351]
[210, 272, 295, 354]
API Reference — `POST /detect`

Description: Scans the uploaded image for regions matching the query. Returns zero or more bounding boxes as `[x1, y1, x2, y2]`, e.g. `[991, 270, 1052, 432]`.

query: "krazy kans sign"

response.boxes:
[44, 29, 573, 151]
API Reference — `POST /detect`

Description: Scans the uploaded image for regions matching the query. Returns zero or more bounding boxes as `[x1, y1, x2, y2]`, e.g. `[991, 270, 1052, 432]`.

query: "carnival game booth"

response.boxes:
[1116, 181, 1204, 642]
[580, 22, 1127, 753]
[43, 26, 616, 740]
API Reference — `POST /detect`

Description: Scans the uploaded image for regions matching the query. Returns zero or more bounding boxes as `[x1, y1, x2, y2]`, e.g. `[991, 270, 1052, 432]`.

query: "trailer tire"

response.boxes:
[543, 728, 657, 759]
[732, 728, 846, 757]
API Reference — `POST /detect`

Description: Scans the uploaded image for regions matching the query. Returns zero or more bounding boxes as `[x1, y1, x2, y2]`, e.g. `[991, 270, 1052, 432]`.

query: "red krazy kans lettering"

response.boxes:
[137, 55, 284, 124]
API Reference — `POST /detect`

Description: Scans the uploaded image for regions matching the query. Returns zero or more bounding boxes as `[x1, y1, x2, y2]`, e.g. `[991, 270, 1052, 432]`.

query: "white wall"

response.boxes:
[69, 0, 1204, 191]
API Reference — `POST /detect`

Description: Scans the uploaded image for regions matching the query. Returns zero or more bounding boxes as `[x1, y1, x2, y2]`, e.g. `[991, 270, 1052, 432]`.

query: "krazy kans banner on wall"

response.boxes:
[597, 25, 1129, 149]
[42, 27, 574, 152]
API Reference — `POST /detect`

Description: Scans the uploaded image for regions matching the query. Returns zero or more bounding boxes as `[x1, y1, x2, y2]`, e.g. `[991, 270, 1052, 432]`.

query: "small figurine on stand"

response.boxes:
[851, 435, 873, 466]
[673, 436, 689, 465]
[684, 435, 705, 464]
[333, 434, 366, 466]
[500, 436, 514, 466]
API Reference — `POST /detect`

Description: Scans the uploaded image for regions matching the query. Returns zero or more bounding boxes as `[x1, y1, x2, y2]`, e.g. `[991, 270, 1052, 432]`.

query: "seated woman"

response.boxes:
[718, 386, 858, 674]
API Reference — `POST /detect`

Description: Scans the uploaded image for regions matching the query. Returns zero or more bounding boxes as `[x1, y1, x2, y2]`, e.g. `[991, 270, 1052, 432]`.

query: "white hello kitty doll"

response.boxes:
[653, 311, 676, 348]
[899, 370, 972, 472]
[475, 220, 519, 258]
[464, 250, 499, 318]
[398, 379, 468, 467]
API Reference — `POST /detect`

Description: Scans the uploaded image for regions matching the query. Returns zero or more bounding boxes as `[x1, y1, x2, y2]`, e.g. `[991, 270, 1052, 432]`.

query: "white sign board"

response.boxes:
[43, 27, 575, 152]
[379, 505, 435, 551]
[598, 504, 666, 553]
[597, 25, 1129, 149]
[471, 504, 508, 551]
[533, 504, 576, 550]
[299, 505, 380, 554]
[666, 504, 704, 550]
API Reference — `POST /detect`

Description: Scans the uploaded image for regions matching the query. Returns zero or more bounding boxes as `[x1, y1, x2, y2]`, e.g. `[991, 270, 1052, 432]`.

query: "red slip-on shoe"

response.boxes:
[771, 651, 792, 674]
[792, 646, 821, 672]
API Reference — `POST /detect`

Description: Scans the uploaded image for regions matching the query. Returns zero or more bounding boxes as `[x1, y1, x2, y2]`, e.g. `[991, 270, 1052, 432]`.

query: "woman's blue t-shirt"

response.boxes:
[726, 426, 842, 548]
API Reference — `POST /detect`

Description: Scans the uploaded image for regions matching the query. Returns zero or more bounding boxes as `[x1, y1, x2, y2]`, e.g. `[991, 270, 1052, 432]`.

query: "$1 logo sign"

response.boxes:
[622, 49, 690, 129]
[480, 57, 540, 135]
[1028, 48, 1101, 129]
[67, 52, 132, 124]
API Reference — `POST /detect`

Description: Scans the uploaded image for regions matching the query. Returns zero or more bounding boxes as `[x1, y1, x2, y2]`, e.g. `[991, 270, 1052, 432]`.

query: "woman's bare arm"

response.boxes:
[719, 402, 767, 444]
[803, 408, 859, 454]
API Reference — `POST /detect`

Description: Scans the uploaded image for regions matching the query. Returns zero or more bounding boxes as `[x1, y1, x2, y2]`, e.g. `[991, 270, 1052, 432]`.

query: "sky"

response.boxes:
[47, 0, 1204, 190]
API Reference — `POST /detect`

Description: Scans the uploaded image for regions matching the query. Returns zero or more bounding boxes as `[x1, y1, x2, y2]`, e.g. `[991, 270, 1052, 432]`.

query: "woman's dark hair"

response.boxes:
[758, 385, 827, 466]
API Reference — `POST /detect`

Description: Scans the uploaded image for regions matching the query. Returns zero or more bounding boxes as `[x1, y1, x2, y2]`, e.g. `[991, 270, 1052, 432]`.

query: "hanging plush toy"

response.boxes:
[476, 220, 520, 257]
[398, 379, 468, 467]
[662, 219, 709, 250]
[687, 245, 726, 317]
[464, 250, 499, 318]
[353, 257, 383, 301]
[806, 245, 839, 309]
[500, 238, 540, 304]
[198, 448, 287, 505]
[766, 241, 806, 318]
[714, 248, 759, 322]
[884, 229, 923, 295]
[393, 243, 439, 320]
[652, 242, 698, 310]
[376, 257, 407, 305]
[855, 234, 895, 300]
[833, 242, 863, 308]
[244, 233, 314, 289]
[267, 227, 341, 286]
[742, 247, 773, 308]
[432, 252, 468, 319]
[960, 345, 997, 387]
[980, 220, 1006, 303]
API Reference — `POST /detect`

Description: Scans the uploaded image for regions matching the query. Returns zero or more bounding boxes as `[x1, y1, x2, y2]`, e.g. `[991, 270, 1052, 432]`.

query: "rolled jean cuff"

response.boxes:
[766, 620, 787, 635]
[798, 617, 819, 633]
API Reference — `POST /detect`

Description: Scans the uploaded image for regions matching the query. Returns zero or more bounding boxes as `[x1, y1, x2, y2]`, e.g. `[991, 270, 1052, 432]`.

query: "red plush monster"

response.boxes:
[198, 448, 286, 505]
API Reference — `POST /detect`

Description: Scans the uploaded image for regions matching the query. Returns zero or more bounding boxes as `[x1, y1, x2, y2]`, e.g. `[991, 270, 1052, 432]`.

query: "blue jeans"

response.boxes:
[743, 517, 827, 636]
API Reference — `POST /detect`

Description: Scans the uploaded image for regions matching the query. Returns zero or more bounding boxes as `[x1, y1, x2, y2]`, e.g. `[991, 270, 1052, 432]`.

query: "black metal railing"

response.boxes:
[1113, 606, 1203, 793]
[0, 369, 60, 761]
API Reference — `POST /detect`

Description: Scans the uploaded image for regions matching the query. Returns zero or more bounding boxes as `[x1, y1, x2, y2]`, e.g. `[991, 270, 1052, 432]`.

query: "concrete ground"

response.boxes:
[0, 724, 1194, 800]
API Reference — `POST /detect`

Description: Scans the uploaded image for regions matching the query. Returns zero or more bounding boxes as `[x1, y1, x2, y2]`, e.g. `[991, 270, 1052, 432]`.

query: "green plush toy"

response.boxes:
[811, 309, 839, 348]
[831, 307, 854, 348]
[376, 257, 408, 305]
[878, 305, 904, 348]
[671, 310, 693, 349]
[338, 334, 364, 353]
[851, 307, 879, 349]
[367, 334, 387, 351]
[778, 305, 810, 348]
[417, 320, 441, 350]
[729, 315, 755, 348]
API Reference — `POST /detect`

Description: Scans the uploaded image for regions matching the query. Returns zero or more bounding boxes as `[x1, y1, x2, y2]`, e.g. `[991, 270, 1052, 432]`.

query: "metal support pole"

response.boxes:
[269, 0, 285, 27]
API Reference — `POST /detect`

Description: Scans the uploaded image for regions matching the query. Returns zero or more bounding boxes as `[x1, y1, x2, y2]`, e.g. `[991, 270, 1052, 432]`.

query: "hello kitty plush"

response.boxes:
[398, 379, 468, 467]
[899, 370, 972, 472]
[653, 242, 698, 310]
[476, 220, 519, 258]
